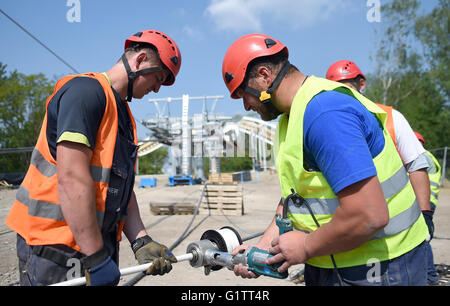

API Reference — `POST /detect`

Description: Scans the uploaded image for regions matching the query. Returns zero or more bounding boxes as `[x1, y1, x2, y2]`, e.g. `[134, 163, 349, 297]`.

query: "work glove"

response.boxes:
[422, 210, 435, 241]
[131, 235, 177, 275]
[81, 246, 120, 286]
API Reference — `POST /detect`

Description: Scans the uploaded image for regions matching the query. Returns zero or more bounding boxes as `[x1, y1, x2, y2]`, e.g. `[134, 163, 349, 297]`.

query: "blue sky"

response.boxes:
[0, 0, 437, 139]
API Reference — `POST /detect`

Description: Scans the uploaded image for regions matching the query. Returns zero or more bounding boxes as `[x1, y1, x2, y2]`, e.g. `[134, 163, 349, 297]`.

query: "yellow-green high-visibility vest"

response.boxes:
[425, 150, 441, 208]
[273, 76, 428, 268]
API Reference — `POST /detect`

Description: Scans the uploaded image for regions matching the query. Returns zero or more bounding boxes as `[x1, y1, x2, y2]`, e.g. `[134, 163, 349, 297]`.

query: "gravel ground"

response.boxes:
[1, 172, 449, 287]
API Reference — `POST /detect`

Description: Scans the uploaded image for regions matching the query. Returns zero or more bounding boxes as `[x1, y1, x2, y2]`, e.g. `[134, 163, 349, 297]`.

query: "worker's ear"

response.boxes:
[256, 66, 273, 87]
[360, 78, 366, 92]
[134, 51, 148, 69]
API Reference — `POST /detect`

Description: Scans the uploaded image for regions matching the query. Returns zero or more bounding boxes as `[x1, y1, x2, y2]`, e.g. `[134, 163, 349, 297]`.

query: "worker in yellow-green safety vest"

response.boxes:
[414, 132, 442, 210]
[415, 131, 442, 285]
[222, 33, 428, 286]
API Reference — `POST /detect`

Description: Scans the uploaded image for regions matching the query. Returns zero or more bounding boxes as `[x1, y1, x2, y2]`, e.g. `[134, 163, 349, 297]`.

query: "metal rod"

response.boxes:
[441, 147, 447, 187]
[122, 183, 209, 287]
[50, 253, 193, 286]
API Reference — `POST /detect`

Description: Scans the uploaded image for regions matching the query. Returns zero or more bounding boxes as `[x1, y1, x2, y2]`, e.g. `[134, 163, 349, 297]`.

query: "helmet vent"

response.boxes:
[264, 38, 277, 48]
[133, 31, 143, 37]
[224, 72, 234, 84]
[170, 56, 179, 66]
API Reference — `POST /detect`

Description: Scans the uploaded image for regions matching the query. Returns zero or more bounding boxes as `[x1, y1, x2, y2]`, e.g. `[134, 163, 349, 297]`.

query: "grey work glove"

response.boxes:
[131, 235, 177, 275]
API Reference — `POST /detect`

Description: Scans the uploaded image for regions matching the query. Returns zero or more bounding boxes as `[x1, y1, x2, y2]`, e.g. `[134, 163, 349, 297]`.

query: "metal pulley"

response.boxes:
[186, 226, 242, 274]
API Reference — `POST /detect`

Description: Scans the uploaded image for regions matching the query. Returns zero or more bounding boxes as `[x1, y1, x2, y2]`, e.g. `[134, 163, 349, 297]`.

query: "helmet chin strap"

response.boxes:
[244, 60, 291, 118]
[121, 54, 166, 102]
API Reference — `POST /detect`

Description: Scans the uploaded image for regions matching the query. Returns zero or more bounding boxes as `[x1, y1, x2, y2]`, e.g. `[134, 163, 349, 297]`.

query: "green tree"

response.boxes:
[372, 0, 421, 107]
[138, 146, 168, 174]
[0, 63, 53, 172]
[219, 156, 253, 173]
[414, 0, 449, 98]
[366, 0, 450, 149]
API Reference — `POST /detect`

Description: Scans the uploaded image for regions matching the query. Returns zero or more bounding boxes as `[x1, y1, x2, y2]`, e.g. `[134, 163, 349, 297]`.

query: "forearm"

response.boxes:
[57, 141, 104, 256]
[123, 191, 148, 243]
[305, 176, 389, 258]
[409, 169, 431, 210]
[305, 210, 379, 258]
[58, 167, 103, 256]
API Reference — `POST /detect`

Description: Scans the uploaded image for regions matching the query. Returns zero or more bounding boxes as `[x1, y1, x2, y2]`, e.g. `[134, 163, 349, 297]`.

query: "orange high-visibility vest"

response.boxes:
[6, 73, 137, 251]
[376, 104, 396, 146]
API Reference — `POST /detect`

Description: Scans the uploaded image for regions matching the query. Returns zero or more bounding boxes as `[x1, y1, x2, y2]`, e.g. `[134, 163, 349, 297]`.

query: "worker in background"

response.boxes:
[222, 33, 428, 285]
[5, 30, 181, 286]
[415, 131, 442, 285]
[325, 60, 433, 236]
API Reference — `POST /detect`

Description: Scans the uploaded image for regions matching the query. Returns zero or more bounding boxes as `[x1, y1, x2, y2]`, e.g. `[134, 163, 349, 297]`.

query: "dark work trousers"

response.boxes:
[16, 234, 119, 286]
[304, 240, 427, 286]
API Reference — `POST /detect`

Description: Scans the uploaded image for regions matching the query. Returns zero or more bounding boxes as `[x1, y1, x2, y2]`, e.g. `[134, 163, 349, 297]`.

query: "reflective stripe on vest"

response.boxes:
[16, 185, 105, 225]
[5, 72, 137, 249]
[285, 166, 420, 239]
[21, 147, 112, 225]
[288, 197, 421, 240]
[285, 166, 409, 215]
[30, 148, 111, 183]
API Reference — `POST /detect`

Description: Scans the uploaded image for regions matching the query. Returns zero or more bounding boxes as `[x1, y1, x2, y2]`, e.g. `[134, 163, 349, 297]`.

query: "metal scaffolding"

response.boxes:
[141, 94, 231, 180]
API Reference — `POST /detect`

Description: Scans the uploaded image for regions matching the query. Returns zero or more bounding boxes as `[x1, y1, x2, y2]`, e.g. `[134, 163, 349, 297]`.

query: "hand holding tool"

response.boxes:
[132, 235, 177, 275]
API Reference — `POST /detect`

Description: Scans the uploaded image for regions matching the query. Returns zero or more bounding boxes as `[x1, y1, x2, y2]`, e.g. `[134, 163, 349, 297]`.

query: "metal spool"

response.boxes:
[200, 226, 242, 271]
[201, 227, 242, 251]
[187, 226, 242, 271]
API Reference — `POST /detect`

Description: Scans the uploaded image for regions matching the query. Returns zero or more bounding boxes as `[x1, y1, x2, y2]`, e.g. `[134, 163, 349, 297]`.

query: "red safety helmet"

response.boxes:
[414, 131, 425, 145]
[222, 34, 288, 99]
[125, 30, 181, 86]
[326, 60, 366, 82]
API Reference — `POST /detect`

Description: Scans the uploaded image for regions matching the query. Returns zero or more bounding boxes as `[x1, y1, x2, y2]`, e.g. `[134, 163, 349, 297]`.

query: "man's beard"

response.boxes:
[260, 103, 281, 121]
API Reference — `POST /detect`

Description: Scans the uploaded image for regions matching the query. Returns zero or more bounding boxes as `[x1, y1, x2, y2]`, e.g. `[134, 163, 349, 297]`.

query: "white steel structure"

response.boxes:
[139, 95, 278, 177]
[140, 95, 230, 179]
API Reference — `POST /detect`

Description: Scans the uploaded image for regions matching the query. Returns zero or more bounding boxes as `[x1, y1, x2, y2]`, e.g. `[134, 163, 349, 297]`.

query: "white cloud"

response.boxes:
[182, 25, 204, 40]
[205, 0, 350, 32]
[205, 0, 262, 32]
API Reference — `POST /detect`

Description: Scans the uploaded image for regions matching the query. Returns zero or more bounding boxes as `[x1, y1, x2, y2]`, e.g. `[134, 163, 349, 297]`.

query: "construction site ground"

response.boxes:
[0, 171, 449, 286]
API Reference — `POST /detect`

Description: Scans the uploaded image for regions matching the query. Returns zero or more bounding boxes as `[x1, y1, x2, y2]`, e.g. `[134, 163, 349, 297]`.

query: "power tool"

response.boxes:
[187, 224, 291, 279]
[276, 189, 295, 235]
[186, 194, 295, 279]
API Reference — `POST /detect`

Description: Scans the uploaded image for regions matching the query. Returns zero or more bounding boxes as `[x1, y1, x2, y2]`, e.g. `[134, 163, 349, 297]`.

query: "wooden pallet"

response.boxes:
[150, 202, 195, 215]
[207, 173, 236, 185]
[199, 184, 244, 216]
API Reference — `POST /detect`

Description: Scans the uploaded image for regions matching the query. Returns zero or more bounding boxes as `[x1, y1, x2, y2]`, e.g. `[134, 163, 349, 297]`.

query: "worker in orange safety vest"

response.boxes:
[6, 30, 181, 286]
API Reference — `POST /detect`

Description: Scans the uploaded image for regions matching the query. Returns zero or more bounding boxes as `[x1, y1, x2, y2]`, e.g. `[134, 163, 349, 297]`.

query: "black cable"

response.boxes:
[123, 183, 265, 286]
[123, 182, 209, 286]
[0, 8, 79, 74]
[241, 231, 264, 242]
[288, 188, 344, 286]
